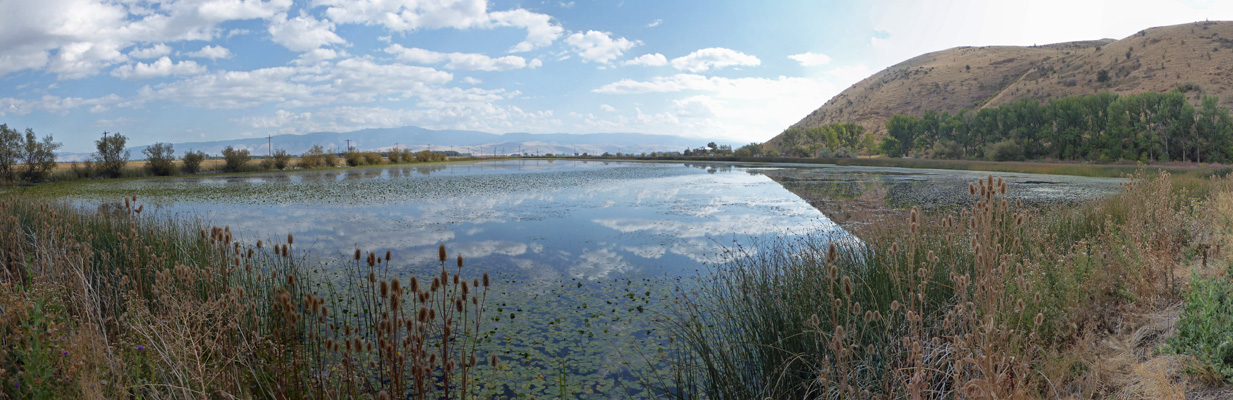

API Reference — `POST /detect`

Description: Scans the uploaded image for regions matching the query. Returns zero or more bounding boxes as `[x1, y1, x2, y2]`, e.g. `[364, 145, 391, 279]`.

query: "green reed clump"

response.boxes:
[652, 171, 1198, 399]
[0, 195, 500, 398]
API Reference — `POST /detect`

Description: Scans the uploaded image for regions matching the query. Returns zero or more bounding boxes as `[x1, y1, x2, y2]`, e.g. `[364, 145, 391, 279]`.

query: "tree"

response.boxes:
[300, 145, 327, 168]
[181, 150, 206, 174]
[0, 124, 21, 182]
[222, 146, 251, 172]
[95, 132, 129, 178]
[21, 129, 60, 182]
[1096, 69, 1110, 83]
[143, 142, 176, 176]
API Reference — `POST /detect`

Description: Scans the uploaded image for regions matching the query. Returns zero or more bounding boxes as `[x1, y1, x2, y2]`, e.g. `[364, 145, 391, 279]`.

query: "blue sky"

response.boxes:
[2, 0, 1233, 152]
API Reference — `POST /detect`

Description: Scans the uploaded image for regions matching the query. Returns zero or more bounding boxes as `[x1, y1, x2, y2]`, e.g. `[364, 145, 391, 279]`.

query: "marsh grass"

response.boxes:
[651, 171, 1203, 399]
[0, 195, 499, 398]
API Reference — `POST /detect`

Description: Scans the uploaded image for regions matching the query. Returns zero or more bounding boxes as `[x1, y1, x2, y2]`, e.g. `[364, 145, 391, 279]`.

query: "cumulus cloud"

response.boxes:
[462, 76, 482, 84]
[384, 44, 532, 71]
[0, 94, 123, 116]
[110, 57, 205, 80]
[788, 52, 832, 66]
[622, 53, 667, 67]
[267, 12, 346, 52]
[0, 0, 292, 79]
[185, 45, 232, 60]
[599, 104, 615, 112]
[670, 48, 760, 72]
[128, 44, 172, 59]
[565, 30, 638, 64]
[318, 1, 562, 52]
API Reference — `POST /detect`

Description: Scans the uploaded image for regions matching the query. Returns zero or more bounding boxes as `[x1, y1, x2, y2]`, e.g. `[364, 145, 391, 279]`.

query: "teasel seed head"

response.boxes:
[438, 244, 447, 262]
[890, 300, 900, 312]
[455, 298, 463, 312]
[392, 278, 401, 295]
[354, 248, 361, 261]
[1034, 312, 1044, 326]
[827, 242, 838, 264]
[808, 313, 820, 327]
[385, 250, 391, 262]
[287, 234, 293, 245]
[410, 276, 419, 293]
[483, 272, 490, 287]
[381, 280, 389, 298]
[257, 240, 263, 249]
[367, 252, 376, 267]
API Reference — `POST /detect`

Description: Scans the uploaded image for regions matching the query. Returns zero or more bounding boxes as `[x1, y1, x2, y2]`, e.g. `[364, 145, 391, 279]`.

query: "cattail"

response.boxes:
[490, 354, 499, 368]
[438, 244, 447, 262]
[282, 244, 290, 257]
[287, 234, 293, 245]
[355, 248, 361, 261]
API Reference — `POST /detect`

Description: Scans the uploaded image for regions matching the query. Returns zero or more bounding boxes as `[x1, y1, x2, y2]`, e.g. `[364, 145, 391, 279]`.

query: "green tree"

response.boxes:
[0, 124, 21, 182]
[1096, 69, 1110, 83]
[21, 129, 61, 182]
[143, 142, 176, 176]
[221, 146, 251, 172]
[181, 150, 206, 174]
[94, 132, 129, 178]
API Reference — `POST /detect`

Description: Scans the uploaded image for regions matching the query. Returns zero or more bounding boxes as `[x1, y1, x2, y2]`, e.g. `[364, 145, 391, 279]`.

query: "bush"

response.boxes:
[414, 150, 446, 163]
[221, 146, 250, 173]
[94, 132, 129, 178]
[1165, 275, 1233, 382]
[143, 142, 176, 176]
[345, 151, 365, 167]
[362, 152, 382, 165]
[181, 150, 206, 174]
[985, 139, 1023, 161]
[263, 149, 291, 170]
[322, 152, 338, 168]
[930, 139, 963, 159]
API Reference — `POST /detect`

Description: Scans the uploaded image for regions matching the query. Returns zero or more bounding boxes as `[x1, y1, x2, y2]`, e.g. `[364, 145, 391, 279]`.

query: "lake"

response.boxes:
[48, 159, 1126, 397]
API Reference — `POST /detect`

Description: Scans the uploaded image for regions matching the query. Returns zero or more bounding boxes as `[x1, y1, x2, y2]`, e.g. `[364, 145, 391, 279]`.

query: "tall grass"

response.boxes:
[651, 171, 1201, 398]
[0, 195, 498, 398]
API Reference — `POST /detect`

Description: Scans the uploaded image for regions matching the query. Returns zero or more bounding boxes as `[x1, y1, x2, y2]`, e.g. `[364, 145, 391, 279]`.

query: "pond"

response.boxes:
[44, 159, 1126, 397]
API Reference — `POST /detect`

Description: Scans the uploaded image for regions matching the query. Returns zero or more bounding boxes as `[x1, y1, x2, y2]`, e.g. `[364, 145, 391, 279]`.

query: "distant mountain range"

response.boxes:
[57, 127, 721, 162]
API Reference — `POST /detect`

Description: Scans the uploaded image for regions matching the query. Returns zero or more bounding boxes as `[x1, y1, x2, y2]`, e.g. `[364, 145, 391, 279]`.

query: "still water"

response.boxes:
[54, 159, 1124, 397]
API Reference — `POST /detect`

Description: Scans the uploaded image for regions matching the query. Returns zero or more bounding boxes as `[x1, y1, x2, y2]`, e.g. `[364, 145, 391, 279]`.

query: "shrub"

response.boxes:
[181, 150, 206, 174]
[299, 145, 327, 169]
[270, 149, 291, 170]
[322, 152, 338, 168]
[1165, 275, 1233, 382]
[930, 139, 963, 159]
[143, 142, 176, 176]
[414, 150, 445, 162]
[985, 139, 1023, 161]
[345, 151, 365, 167]
[221, 146, 250, 173]
[362, 151, 382, 165]
[94, 132, 129, 178]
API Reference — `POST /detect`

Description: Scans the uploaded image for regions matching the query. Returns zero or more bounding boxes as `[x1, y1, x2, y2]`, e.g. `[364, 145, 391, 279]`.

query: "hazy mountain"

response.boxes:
[58, 127, 720, 161]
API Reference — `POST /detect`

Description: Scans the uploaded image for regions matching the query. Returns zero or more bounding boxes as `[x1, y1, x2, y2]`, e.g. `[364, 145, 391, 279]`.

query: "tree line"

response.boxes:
[879, 89, 1233, 163]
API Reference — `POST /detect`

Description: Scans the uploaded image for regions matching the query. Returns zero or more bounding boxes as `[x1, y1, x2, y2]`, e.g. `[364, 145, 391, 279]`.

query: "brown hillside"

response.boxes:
[770, 21, 1233, 152]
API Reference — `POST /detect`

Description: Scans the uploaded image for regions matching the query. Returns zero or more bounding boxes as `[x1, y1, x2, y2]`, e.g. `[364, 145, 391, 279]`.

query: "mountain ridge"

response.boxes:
[769, 20, 1233, 152]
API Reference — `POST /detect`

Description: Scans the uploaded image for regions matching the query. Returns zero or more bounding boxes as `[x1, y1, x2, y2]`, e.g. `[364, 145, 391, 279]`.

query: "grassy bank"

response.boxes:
[0, 196, 502, 398]
[649, 170, 1233, 398]
[579, 154, 1229, 179]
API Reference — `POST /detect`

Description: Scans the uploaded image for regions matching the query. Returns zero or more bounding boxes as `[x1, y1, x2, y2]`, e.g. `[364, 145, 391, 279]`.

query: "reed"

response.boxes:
[0, 195, 499, 398]
[650, 170, 1203, 399]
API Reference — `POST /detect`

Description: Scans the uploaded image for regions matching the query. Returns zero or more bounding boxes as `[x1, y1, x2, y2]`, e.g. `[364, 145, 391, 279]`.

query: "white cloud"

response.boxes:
[599, 104, 616, 112]
[462, 76, 482, 84]
[788, 52, 832, 66]
[293, 48, 341, 65]
[0, 0, 292, 79]
[110, 57, 206, 80]
[623, 53, 667, 67]
[128, 44, 172, 59]
[185, 45, 233, 60]
[317, 1, 562, 53]
[384, 44, 532, 71]
[565, 30, 638, 64]
[0, 94, 123, 116]
[670, 48, 760, 72]
[237, 103, 560, 135]
[267, 12, 346, 52]
[647, 19, 662, 28]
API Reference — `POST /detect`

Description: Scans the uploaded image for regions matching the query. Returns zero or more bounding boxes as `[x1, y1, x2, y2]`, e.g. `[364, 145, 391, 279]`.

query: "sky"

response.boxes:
[3, 0, 1233, 152]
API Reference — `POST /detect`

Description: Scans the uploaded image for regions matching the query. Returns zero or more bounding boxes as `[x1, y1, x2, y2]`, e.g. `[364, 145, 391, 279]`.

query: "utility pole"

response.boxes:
[268, 135, 272, 158]
[346, 139, 352, 152]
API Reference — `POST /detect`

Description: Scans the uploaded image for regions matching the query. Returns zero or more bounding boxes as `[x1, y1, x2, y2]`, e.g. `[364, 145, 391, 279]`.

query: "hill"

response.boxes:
[57, 127, 717, 161]
[768, 20, 1233, 152]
